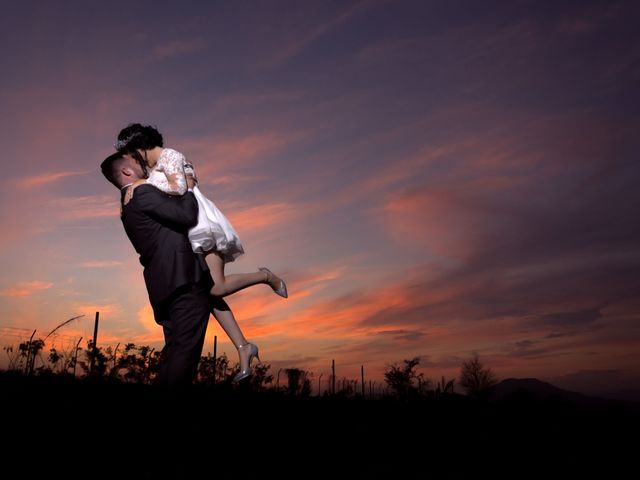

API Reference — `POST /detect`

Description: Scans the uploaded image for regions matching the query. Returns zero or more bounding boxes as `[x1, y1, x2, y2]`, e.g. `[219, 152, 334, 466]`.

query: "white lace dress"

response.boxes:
[146, 148, 245, 262]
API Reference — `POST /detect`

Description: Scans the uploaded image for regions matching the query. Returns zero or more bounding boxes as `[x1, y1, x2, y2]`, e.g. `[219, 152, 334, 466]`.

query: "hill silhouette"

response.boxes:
[489, 378, 639, 410]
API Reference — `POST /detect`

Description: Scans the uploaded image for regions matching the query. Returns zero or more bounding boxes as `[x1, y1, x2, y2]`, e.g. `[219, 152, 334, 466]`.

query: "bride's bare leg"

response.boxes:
[210, 296, 259, 380]
[210, 296, 247, 348]
[206, 251, 268, 297]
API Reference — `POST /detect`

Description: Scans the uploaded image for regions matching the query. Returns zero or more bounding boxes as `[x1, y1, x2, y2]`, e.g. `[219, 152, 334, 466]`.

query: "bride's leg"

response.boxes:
[210, 288, 259, 380]
[210, 296, 247, 348]
[206, 251, 267, 297]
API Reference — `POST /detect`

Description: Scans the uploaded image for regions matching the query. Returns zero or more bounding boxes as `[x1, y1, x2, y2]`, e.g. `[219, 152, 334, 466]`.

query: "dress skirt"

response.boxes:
[188, 185, 245, 262]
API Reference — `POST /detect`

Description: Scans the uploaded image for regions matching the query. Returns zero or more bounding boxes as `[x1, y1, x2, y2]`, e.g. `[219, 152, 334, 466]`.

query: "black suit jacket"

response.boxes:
[121, 184, 211, 308]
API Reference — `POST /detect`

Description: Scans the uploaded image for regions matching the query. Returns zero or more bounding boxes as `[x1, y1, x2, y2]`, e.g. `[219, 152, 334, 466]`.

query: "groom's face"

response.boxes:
[122, 154, 147, 181]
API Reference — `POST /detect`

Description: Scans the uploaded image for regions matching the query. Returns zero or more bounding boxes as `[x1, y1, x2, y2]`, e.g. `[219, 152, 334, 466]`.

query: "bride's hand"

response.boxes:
[186, 172, 197, 189]
[123, 179, 147, 205]
[184, 163, 197, 189]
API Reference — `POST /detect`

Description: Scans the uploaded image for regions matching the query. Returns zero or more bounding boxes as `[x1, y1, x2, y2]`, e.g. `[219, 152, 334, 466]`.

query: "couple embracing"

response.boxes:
[101, 123, 287, 388]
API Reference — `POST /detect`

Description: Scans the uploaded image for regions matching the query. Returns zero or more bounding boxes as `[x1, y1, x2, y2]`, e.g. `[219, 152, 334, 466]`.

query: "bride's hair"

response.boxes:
[115, 123, 164, 171]
[115, 123, 164, 153]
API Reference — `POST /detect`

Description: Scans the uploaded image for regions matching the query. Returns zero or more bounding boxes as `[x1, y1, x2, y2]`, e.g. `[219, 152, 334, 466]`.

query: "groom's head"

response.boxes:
[101, 152, 145, 189]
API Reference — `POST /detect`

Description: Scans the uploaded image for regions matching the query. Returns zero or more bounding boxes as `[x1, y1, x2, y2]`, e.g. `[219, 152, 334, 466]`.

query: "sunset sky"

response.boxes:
[0, 0, 638, 399]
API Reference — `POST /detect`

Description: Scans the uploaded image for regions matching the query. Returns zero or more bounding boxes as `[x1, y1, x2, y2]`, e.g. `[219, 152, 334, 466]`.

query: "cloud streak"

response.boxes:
[79, 261, 124, 268]
[153, 39, 203, 59]
[16, 170, 89, 188]
[0, 281, 54, 298]
[265, 0, 376, 67]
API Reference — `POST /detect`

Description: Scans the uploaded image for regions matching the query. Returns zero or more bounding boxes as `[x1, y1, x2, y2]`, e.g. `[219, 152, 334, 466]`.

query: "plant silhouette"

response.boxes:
[459, 353, 497, 399]
[383, 357, 428, 399]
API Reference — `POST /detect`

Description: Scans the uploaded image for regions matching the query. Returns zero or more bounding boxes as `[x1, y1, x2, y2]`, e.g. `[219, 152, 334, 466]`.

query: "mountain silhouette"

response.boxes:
[489, 377, 639, 410]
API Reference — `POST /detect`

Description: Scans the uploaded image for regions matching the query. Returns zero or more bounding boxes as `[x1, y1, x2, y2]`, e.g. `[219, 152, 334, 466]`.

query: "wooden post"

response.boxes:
[90, 311, 99, 373]
[331, 359, 336, 395]
[212, 335, 217, 384]
[92, 311, 99, 347]
[361, 365, 365, 397]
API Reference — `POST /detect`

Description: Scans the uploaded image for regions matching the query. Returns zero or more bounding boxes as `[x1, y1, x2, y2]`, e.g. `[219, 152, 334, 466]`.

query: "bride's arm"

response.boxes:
[123, 179, 147, 205]
[159, 149, 188, 195]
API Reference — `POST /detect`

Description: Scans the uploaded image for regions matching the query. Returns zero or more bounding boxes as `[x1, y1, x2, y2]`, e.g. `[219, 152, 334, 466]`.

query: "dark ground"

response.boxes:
[3, 372, 638, 479]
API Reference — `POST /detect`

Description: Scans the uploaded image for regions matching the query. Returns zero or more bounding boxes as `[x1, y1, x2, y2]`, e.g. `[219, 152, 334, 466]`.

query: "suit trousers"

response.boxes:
[154, 280, 212, 388]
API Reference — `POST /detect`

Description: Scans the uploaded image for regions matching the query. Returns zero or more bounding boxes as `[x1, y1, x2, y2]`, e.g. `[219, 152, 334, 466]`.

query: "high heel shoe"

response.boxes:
[233, 342, 261, 383]
[259, 267, 288, 298]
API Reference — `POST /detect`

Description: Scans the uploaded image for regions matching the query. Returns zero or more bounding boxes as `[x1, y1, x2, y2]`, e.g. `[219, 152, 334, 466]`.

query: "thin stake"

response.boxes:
[332, 359, 336, 395]
[213, 335, 217, 384]
[73, 337, 83, 377]
[90, 311, 99, 374]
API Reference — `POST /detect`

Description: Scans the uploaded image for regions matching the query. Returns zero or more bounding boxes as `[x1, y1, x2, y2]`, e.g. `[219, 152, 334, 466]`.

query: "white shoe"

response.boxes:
[233, 343, 261, 382]
[259, 267, 288, 298]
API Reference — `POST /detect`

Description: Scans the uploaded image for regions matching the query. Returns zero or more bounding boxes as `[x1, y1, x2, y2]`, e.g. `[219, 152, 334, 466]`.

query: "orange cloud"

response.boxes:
[278, 285, 415, 339]
[131, 304, 164, 343]
[70, 302, 122, 319]
[0, 281, 53, 297]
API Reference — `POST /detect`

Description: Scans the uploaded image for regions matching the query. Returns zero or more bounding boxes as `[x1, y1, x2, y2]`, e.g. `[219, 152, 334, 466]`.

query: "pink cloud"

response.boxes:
[370, 186, 501, 259]
[52, 195, 121, 220]
[0, 281, 53, 298]
[79, 261, 124, 268]
[204, 173, 268, 187]
[153, 39, 203, 59]
[179, 130, 308, 175]
[16, 170, 89, 188]
[229, 202, 300, 233]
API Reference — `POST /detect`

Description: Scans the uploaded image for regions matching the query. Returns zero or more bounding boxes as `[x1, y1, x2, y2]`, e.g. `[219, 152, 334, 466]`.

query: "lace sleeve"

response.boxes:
[158, 148, 187, 195]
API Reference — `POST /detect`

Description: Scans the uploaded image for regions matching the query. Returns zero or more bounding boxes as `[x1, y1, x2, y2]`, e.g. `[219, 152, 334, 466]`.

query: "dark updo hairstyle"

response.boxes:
[115, 123, 164, 170]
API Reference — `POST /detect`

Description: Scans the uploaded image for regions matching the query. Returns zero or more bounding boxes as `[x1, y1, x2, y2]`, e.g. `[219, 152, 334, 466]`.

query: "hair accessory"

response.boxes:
[114, 131, 141, 151]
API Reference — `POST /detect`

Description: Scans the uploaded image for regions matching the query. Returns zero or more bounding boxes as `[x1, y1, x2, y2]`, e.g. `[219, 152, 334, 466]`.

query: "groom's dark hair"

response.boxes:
[101, 152, 126, 188]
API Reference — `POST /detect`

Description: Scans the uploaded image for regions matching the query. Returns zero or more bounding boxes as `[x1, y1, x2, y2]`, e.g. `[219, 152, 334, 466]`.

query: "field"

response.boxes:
[2, 371, 637, 479]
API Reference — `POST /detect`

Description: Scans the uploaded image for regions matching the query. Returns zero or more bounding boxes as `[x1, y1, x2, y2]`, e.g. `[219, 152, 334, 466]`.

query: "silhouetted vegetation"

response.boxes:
[383, 357, 430, 399]
[1, 335, 637, 479]
[459, 353, 498, 399]
[5, 336, 473, 399]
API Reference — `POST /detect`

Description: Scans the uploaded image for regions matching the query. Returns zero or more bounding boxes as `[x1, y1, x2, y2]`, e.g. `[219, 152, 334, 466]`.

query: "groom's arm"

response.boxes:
[133, 184, 198, 227]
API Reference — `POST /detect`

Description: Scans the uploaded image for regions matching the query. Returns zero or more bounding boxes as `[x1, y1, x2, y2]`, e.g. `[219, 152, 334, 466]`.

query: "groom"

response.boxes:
[101, 152, 212, 388]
